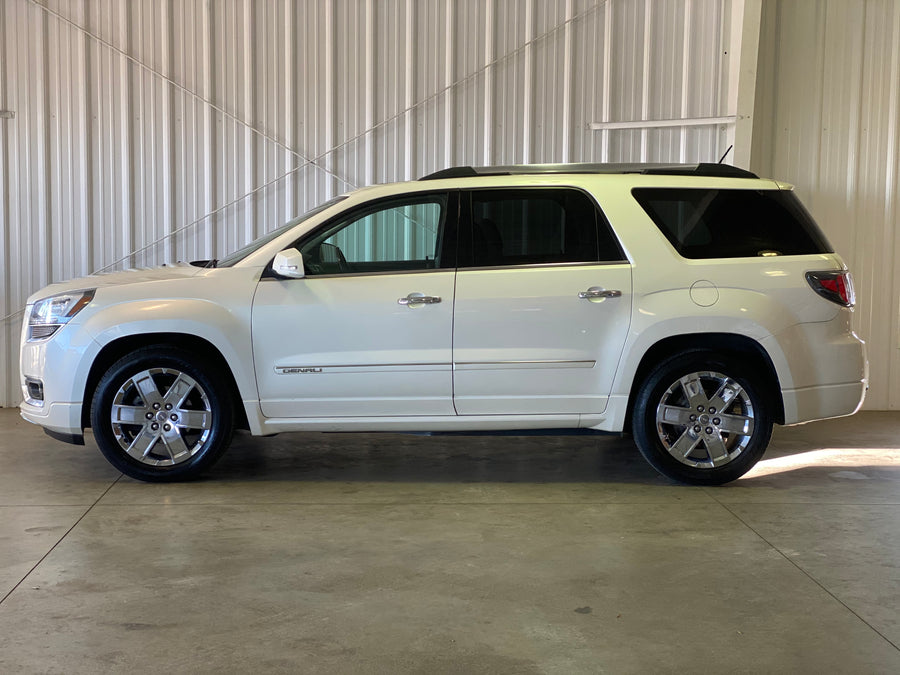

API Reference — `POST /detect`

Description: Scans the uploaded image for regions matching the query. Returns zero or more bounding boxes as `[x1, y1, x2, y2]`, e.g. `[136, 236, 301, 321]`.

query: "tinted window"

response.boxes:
[299, 196, 447, 275]
[632, 188, 832, 259]
[462, 188, 624, 267]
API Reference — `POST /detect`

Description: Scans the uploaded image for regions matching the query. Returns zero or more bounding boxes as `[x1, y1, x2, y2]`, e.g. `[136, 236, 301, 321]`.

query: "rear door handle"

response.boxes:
[398, 292, 442, 306]
[579, 287, 622, 299]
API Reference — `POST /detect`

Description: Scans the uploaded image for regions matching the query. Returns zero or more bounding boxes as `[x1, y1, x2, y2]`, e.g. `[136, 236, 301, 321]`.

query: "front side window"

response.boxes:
[299, 195, 448, 275]
[460, 188, 623, 267]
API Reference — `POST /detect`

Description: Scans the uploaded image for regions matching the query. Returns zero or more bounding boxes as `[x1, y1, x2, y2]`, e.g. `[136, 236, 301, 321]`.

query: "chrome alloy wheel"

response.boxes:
[655, 370, 755, 469]
[110, 367, 213, 466]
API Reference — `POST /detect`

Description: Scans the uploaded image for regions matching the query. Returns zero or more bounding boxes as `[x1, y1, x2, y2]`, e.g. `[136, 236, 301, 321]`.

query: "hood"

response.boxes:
[26, 263, 204, 304]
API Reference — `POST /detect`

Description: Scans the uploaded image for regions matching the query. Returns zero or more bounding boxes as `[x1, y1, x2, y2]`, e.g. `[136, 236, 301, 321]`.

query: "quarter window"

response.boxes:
[299, 196, 447, 275]
[632, 188, 833, 259]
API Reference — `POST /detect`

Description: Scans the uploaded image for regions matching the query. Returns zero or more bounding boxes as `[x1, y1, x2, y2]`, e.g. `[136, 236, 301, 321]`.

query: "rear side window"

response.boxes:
[632, 188, 833, 259]
[461, 188, 625, 267]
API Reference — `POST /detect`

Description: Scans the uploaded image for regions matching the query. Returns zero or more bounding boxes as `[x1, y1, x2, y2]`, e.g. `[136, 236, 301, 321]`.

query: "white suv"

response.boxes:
[19, 163, 867, 484]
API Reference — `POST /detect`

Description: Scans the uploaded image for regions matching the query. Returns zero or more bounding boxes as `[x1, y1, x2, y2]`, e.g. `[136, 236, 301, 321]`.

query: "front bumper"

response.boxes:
[20, 400, 85, 442]
[19, 308, 102, 442]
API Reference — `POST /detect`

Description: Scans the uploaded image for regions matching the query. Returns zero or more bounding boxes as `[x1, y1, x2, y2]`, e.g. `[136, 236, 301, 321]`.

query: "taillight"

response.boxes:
[805, 270, 855, 307]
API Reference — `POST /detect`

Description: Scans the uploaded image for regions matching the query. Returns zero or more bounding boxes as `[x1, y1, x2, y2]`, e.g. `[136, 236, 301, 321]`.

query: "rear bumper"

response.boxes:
[781, 380, 866, 426]
[764, 316, 867, 425]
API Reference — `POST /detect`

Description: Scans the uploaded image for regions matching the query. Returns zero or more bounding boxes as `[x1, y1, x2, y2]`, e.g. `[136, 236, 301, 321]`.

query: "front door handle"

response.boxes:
[398, 292, 442, 306]
[579, 287, 622, 299]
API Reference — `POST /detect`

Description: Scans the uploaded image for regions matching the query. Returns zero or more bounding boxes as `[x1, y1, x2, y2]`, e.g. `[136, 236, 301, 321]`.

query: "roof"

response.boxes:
[419, 162, 758, 181]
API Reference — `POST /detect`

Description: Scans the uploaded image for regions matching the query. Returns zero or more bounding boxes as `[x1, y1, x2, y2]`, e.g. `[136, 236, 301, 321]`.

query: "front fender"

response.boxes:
[81, 298, 258, 408]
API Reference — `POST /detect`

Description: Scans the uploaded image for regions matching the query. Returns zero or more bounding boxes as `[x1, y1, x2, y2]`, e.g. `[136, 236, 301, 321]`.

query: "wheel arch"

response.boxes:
[623, 333, 785, 429]
[81, 333, 250, 431]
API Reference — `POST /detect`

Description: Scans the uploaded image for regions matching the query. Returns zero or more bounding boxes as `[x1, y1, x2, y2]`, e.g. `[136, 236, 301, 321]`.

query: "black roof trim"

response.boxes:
[420, 163, 758, 180]
[423, 167, 481, 180]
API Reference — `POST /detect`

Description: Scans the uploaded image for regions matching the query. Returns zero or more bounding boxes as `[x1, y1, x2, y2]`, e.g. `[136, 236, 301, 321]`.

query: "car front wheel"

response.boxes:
[90, 347, 234, 482]
[631, 352, 773, 485]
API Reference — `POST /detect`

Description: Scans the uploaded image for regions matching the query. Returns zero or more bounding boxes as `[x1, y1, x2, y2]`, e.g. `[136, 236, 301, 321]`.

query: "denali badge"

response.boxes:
[275, 366, 324, 374]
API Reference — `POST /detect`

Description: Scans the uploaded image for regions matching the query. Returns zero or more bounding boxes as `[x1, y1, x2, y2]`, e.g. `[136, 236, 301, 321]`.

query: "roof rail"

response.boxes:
[419, 163, 758, 180]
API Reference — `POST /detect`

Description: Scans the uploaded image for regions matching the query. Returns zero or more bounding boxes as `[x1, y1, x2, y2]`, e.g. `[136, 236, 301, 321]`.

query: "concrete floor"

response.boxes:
[0, 408, 899, 674]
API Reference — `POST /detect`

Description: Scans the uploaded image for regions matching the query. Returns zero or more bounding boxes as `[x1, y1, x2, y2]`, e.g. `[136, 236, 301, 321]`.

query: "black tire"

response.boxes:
[631, 351, 773, 485]
[90, 346, 234, 482]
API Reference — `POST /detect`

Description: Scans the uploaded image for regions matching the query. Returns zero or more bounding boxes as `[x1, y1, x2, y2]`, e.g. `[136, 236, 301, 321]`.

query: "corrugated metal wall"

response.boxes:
[0, 0, 745, 407]
[751, 0, 900, 410]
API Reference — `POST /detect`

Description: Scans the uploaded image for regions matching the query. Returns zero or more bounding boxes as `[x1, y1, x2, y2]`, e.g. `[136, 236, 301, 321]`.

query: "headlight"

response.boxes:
[28, 289, 95, 341]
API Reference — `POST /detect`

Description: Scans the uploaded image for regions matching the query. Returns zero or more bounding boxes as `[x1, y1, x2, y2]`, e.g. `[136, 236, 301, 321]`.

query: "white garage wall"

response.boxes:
[0, 0, 747, 407]
[751, 0, 900, 410]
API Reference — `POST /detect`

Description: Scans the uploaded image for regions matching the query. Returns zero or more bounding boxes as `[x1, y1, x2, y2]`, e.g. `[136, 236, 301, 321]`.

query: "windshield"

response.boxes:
[217, 196, 347, 267]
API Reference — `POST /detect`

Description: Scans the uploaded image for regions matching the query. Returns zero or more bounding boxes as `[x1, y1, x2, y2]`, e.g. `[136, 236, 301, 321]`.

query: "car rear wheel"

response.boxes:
[632, 352, 773, 485]
[90, 347, 234, 482]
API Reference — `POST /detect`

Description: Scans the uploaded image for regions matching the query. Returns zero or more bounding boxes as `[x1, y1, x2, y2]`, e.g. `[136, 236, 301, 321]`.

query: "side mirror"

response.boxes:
[272, 248, 305, 279]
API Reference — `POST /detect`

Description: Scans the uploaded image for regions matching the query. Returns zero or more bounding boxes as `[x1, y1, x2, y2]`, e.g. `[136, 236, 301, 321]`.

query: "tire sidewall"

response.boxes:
[632, 351, 773, 485]
[91, 347, 233, 482]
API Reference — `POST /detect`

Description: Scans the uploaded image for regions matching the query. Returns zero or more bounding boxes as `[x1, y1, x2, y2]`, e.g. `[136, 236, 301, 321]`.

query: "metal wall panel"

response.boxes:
[0, 0, 743, 406]
[752, 0, 900, 410]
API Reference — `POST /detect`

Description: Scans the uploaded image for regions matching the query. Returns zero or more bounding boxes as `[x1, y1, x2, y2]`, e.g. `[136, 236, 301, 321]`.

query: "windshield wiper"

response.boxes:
[188, 259, 218, 268]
